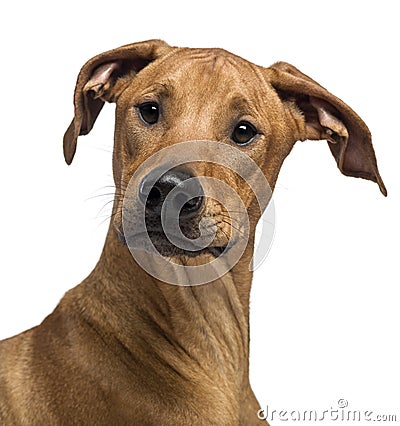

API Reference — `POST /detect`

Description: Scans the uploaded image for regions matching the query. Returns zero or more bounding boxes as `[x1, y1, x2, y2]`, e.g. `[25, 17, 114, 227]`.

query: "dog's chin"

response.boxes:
[148, 232, 227, 259]
[118, 229, 228, 259]
[154, 242, 226, 258]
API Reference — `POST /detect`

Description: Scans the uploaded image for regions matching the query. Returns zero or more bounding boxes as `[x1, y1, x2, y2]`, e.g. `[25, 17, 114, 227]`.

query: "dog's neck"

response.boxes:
[71, 226, 255, 390]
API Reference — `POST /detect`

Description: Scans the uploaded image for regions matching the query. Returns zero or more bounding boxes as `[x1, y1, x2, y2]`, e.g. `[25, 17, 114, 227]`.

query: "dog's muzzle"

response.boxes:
[124, 166, 209, 255]
[138, 167, 204, 221]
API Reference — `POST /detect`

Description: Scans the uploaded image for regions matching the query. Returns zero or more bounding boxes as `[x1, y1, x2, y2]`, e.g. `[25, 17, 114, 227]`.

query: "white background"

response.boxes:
[0, 1, 398, 423]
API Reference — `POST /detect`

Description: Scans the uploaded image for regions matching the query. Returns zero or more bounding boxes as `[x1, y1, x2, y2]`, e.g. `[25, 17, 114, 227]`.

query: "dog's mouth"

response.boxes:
[115, 186, 244, 261]
[119, 229, 230, 258]
[116, 211, 235, 259]
[151, 231, 228, 258]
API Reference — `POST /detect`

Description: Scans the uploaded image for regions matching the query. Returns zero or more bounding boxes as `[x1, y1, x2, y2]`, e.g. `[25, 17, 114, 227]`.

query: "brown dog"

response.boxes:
[0, 40, 386, 425]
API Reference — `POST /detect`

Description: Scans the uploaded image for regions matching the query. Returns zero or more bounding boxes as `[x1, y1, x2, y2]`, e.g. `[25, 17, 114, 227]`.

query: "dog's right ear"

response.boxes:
[63, 40, 171, 165]
[265, 62, 387, 196]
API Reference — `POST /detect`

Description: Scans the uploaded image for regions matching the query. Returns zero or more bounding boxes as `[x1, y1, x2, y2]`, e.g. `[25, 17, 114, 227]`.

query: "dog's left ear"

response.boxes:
[63, 39, 171, 165]
[266, 62, 387, 196]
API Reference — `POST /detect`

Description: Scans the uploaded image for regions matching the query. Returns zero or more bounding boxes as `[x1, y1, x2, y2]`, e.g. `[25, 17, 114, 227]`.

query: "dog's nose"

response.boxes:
[139, 168, 204, 219]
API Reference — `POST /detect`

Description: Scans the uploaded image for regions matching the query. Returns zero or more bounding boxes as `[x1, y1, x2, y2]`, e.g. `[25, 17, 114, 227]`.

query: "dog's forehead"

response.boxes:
[148, 47, 258, 81]
[172, 46, 251, 66]
[138, 46, 269, 99]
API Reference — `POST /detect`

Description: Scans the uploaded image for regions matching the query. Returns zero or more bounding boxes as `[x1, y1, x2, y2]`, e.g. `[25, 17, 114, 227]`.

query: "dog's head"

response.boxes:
[64, 40, 386, 263]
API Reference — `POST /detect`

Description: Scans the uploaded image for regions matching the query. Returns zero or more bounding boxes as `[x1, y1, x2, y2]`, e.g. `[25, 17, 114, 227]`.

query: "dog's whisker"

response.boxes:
[219, 228, 232, 245]
[97, 199, 119, 216]
[98, 208, 121, 223]
[218, 219, 247, 239]
[217, 213, 245, 226]
[86, 193, 122, 201]
[217, 214, 249, 230]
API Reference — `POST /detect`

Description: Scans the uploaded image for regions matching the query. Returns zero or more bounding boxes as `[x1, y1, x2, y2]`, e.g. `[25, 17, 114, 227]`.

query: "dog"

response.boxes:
[0, 40, 386, 425]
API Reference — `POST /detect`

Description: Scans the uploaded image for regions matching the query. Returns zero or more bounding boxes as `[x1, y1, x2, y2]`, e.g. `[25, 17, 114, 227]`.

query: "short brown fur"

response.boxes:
[0, 40, 385, 425]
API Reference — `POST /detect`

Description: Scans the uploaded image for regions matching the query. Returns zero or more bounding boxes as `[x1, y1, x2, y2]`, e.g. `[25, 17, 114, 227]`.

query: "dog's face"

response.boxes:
[63, 40, 386, 260]
[110, 48, 292, 257]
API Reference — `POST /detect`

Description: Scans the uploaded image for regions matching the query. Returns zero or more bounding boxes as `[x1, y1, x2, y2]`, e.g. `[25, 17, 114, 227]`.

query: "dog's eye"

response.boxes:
[232, 121, 258, 145]
[138, 102, 159, 125]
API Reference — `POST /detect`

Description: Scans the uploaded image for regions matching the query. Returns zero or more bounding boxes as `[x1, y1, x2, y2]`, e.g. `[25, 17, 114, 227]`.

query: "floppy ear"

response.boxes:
[63, 39, 171, 165]
[266, 62, 387, 196]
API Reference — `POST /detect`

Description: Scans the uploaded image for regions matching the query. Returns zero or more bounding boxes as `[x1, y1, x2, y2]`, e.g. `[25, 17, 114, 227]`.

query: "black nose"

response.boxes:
[138, 168, 204, 219]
